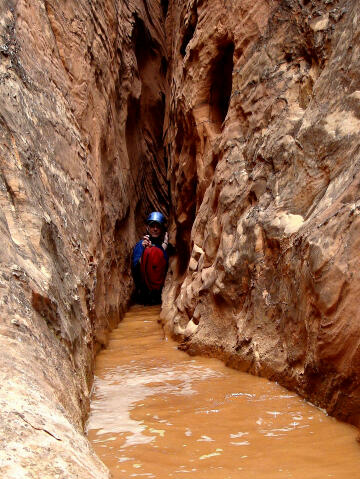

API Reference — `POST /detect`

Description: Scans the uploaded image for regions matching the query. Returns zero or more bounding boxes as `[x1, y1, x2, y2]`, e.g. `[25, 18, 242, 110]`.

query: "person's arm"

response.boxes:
[161, 232, 169, 250]
[161, 232, 175, 256]
[132, 241, 145, 268]
[132, 235, 153, 267]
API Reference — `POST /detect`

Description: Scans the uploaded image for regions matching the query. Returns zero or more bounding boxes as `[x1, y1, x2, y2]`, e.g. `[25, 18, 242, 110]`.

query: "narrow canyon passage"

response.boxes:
[87, 306, 360, 479]
[3, 0, 360, 476]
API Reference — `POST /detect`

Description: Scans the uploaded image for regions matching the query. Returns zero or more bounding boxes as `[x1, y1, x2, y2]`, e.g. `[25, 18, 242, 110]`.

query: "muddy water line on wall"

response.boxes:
[87, 306, 360, 478]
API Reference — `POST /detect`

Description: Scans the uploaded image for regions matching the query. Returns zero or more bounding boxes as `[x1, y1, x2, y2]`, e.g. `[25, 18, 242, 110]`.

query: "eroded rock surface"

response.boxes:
[2, 0, 360, 476]
[0, 0, 167, 476]
[162, 0, 360, 427]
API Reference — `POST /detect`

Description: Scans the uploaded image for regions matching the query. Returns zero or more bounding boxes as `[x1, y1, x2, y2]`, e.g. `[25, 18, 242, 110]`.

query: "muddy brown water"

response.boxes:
[87, 306, 360, 478]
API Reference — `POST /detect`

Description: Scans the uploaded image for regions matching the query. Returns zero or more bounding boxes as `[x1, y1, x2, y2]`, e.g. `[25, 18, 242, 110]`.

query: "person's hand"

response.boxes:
[162, 232, 169, 250]
[142, 235, 151, 248]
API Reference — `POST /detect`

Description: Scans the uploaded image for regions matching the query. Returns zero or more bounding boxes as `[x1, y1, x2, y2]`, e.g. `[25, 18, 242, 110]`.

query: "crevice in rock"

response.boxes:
[209, 41, 234, 127]
[180, 7, 198, 57]
[171, 111, 199, 277]
[128, 15, 169, 226]
[174, 142, 198, 277]
[161, 0, 169, 18]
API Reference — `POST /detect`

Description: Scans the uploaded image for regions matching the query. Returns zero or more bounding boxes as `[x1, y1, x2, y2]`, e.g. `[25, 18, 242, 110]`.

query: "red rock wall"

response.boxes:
[2, 0, 360, 475]
[162, 0, 360, 427]
[0, 0, 167, 476]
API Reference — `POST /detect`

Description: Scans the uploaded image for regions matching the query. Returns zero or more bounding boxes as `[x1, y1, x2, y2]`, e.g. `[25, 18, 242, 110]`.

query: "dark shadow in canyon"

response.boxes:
[180, 7, 198, 57]
[209, 41, 234, 127]
[173, 118, 198, 277]
[126, 16, 169, 230]
[161, 0, 169, 18]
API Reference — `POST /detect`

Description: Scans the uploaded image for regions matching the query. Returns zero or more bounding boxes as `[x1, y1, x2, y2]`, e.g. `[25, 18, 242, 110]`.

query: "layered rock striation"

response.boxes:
[2, 0, 360, 476]
[162, 0, 360, 427]
[0, 0, 167, 476]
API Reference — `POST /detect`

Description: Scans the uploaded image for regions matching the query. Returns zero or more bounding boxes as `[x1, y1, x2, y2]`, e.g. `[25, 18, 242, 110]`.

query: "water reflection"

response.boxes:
[88, 361, 220, 446]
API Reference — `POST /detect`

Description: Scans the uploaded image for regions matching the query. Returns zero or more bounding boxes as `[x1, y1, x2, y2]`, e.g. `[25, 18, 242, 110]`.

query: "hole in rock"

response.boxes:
[209, 42, 234, 127]
[213, 290, 228, 308]
[248, 190, 257, 205]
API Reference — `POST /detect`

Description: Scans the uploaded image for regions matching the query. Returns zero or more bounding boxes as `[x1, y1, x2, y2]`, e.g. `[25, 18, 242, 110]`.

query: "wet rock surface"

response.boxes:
[161, 0, 360, 428]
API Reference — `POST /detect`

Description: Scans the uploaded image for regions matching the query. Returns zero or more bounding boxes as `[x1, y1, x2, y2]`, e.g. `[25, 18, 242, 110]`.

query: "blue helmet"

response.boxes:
[146, 211, 166, 225]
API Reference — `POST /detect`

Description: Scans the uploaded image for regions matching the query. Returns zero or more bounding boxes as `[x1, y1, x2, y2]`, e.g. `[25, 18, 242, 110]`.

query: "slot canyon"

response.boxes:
[1, 0, 360, 476]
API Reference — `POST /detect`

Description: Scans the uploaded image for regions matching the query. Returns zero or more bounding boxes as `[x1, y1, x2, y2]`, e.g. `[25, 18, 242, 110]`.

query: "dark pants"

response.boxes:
[132, 263, 162, 305]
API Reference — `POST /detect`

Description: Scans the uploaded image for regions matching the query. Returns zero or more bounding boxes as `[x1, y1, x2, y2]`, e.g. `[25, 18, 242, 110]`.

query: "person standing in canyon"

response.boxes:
[132, 211, 173, 305]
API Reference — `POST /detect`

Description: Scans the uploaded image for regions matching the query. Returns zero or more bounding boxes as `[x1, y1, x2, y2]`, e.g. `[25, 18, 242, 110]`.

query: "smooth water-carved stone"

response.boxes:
[161, 0, 360, 427]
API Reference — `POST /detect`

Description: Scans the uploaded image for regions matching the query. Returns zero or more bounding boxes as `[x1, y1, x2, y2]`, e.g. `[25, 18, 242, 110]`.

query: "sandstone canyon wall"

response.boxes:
[162, 0, 360, 428]
[0, 0, 167, 476]
[2, 0, 360, 476]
